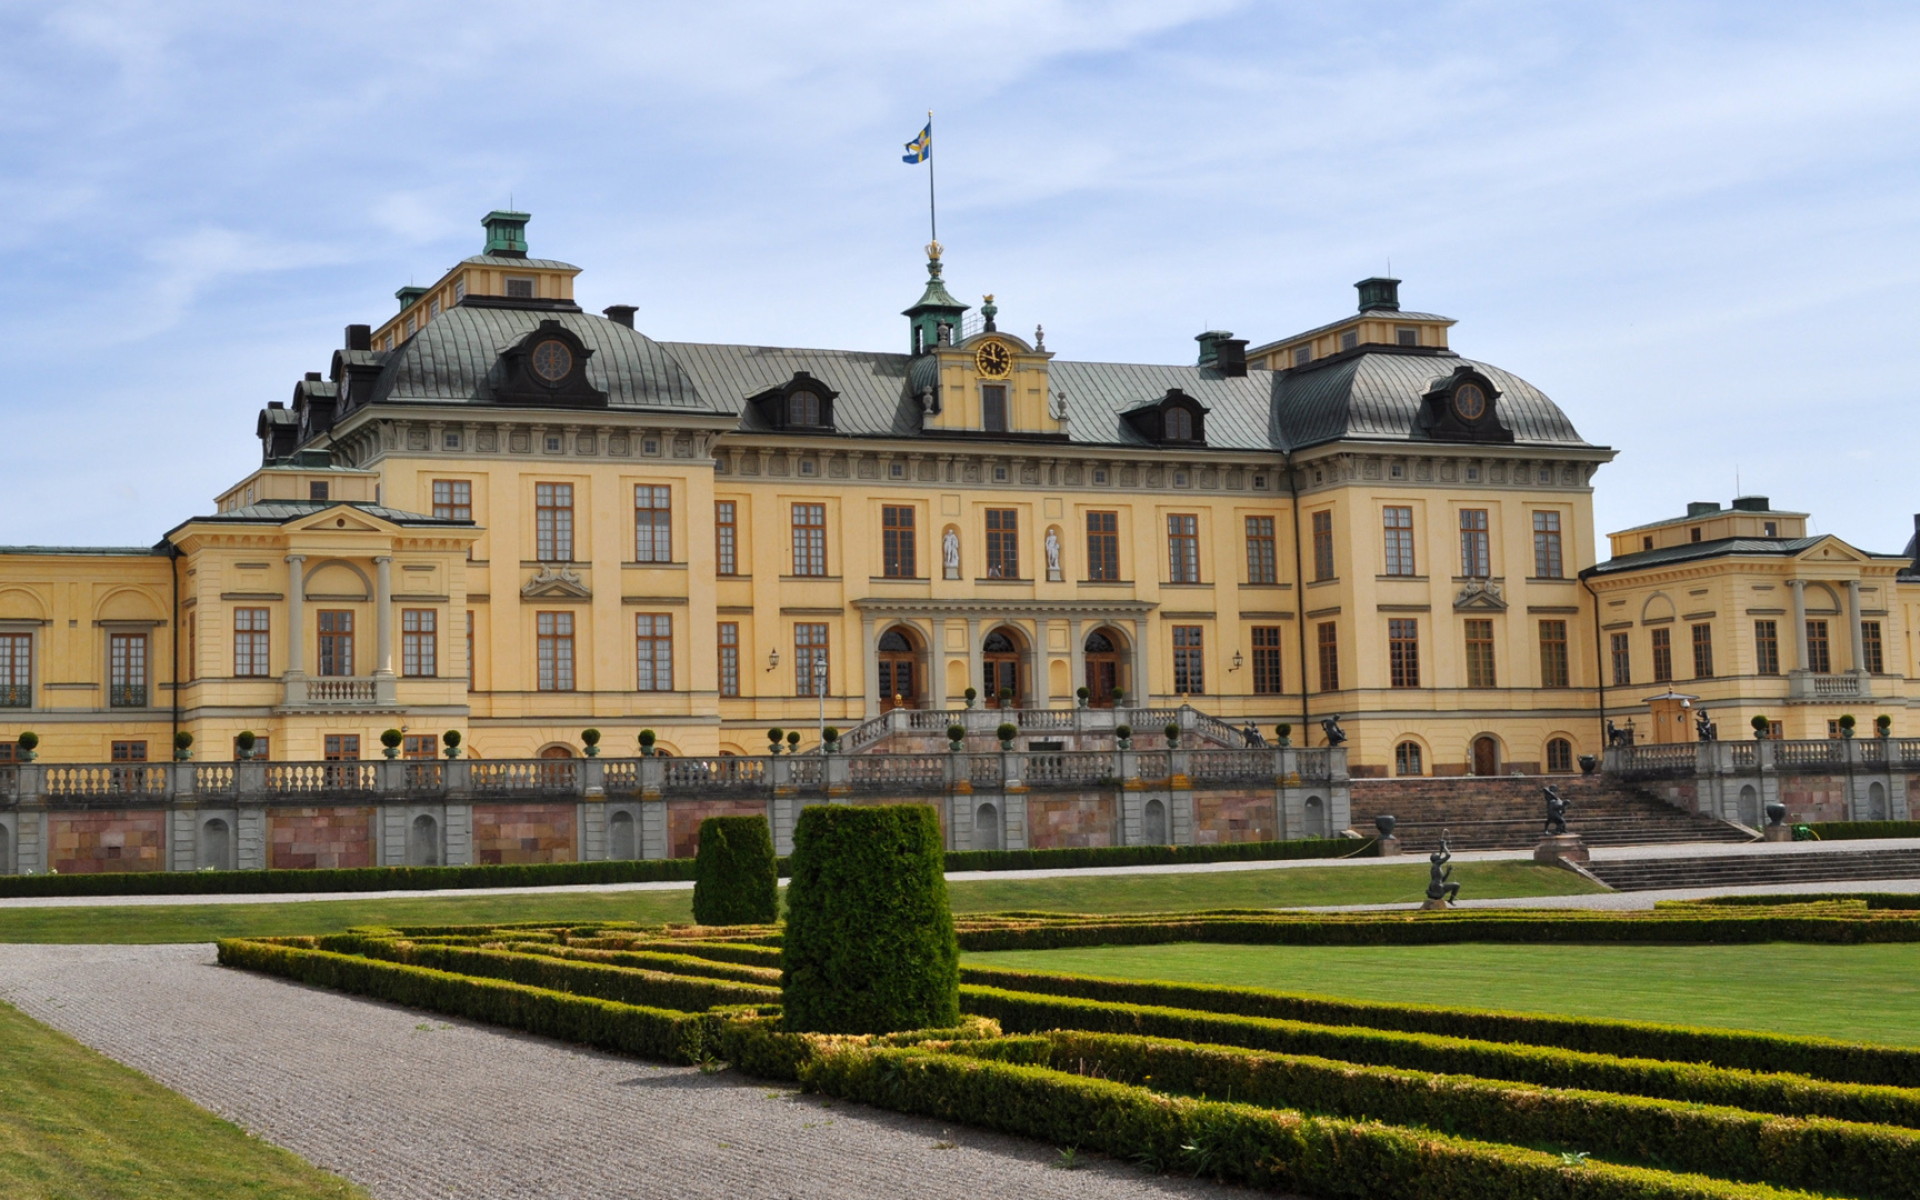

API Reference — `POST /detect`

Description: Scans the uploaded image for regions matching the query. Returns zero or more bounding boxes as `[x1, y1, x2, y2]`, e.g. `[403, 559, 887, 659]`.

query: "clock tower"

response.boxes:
[902, 242, 969, 356]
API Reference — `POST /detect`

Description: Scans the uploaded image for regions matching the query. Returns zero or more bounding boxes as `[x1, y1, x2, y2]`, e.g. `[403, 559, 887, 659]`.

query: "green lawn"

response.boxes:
[0, 861, 1596, 944]
[0, 999, 368, 1199]
[965, 941, 1920, 1047]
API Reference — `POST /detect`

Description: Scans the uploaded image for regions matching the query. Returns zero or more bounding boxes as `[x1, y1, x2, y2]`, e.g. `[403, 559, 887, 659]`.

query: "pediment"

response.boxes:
[298, 511, 384, 533]
[1453, 579, 1508, 611]
[1794, 537, 1868, 563]
[521, 565, 591, 600]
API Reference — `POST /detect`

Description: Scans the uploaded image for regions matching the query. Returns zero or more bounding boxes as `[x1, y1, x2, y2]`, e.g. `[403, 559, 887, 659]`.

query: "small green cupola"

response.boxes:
[902, 241, 969, 356]
[395, 285, 429, 313]
[481, 210, 531, 258]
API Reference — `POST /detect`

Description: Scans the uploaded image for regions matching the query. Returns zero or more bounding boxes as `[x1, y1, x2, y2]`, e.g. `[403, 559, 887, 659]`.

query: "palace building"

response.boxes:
[0, 211, 1913, 771]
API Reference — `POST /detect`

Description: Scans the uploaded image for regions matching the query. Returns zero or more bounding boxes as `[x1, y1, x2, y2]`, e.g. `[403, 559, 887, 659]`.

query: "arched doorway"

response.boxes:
[409, 814, 440, 867]
[1143, 798, 1168, 845]
[982, 628, 1024, 707]
[609, 810, 636, 860]
[199, 818, 230, 870]
[1304, 795, 1328, 839]
[1869, 782, 1888, 821]
[539, 745, 574, 759]
[878, 627, 921, 710]
[973, 802, 1001, 851]
[1084, 629, 1123, 707]
[1738, 785, 1759, 827]
[1471, 736, 1500, 776]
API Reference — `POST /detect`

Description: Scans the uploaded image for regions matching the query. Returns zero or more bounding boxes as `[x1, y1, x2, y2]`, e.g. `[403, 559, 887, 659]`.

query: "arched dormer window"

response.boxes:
[1165, 407, 1193, 441]
[749, 371, 838, 433]
[788, 391, 823, 428]
[1122, 388, 1209, 446]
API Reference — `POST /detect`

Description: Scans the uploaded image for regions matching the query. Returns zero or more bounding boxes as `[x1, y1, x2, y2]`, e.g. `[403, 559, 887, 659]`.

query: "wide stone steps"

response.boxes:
[1350, 776, 1751, 852]
[1585, 848, 1920, 892]
[1385, 816, 1745, 853]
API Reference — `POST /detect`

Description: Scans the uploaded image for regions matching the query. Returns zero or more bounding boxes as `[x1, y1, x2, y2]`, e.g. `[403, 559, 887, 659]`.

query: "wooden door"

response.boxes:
[982, 630, 1022, 707]
[1084, 630, 1120, 706]
[877, 629, 918, 709]
[1471, 736, 1498, 776]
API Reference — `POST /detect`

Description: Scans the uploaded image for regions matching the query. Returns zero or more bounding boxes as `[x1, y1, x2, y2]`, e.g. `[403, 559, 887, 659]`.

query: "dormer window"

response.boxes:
[1122, 388, 1209, 446]
[749, 371, 838, 433]
[788, 392, 824, 427]
[1340, 330, 1358, 351]
[1165, 408, 1194, 441]
[1396, 327, 1417, 346]
[1294, 346, 1310, 367]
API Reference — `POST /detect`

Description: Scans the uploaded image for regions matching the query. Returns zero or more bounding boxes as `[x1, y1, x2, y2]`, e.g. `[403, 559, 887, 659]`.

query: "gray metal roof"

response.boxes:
[659, 342, 923, 435]
[1247, 310, 1455, 357]
[1048, 360, 1274, 450]
[1274, 350, 1590, 449]
[1582, 536, 1842, 577]
[0, 545, 164, 556]
[172, 501, 471, 530]
[456, 255, 581, 271]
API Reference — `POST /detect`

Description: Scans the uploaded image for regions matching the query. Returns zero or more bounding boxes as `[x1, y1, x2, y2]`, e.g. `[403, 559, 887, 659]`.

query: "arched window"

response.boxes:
[609, 810, 636, 860]
[1084, 631, 1115, 653]
[982, 631, 1017, 654]
[1143, 798, 1168, 844]
[787, 392, 821, 427]
[408, 814, 440, 867]
[1546, 738, 1573, 774]
[973, 802, 1001, 851]
[1395, 742, 1423, 776]
[878, 630, 913, 653]
[1165, 407, 1193, 440]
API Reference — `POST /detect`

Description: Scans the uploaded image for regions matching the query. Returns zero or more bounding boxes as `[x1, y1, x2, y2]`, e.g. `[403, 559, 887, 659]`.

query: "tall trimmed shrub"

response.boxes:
[690, 816, 778, 926]
[783, 804, 958, 1034]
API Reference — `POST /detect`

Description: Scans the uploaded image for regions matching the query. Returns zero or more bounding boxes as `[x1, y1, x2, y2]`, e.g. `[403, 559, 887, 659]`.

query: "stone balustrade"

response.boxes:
[1604, 737, 1920, 825]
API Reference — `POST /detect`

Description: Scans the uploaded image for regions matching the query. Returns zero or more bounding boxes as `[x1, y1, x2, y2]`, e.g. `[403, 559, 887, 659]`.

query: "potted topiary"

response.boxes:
[1751, 714, 1771, 740]
[1114, 723, 1133, 750]
[995, 722, 1017, 749]
[1838, 714, 1857, 739]
[233, 730, 255, 762]
[635, 729, 657, 756]
[582, 728, 602, 757]
[1164, 721, 1181, 748]
[997, 687, 1013, 708]
[380, 728, 403, 759]
[963, 687, 977, 710]
[173, 730, 194, 762]
[786, 730, 801, 753]
[443, 729, 462, 759]
[1111, 687, 1125, 706]
[1877, 714, 1893, 737]
[1275, 723, 1292, 748]
[946, 723, 966, 752]
[822, 726, 840, 752]
[1075, 685, 1090, 709]
[13, 731, 37, 762]
[767, 727, 785, 755]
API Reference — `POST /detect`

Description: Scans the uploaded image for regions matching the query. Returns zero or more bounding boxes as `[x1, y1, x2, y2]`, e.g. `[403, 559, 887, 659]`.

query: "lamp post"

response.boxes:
[814, 656, 828, 748]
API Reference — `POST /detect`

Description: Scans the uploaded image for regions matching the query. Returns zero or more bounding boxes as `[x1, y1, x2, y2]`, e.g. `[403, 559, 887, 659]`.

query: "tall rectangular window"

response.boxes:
[234, 608, 270, 677]
[635, 614, 672, 691]
[187, 613, 196, 681]
[1382, 506, 1416, 576]
[634, 485, 672, 563]
[1465, 618, 1496, 688]
[1691, 623, 1714, 679]
[714, 501, 738, 575]
[1611, 631, 1632, 686]
[432, 480, 471, 521]
[1754, 619, 1779, 675]
[1250, 626, 1283, 694]
[1651, 627, 1673, 682]
[0, 634, 27, 707]
[402, 609, 437, 677]
[1311, 511, 1334, 581]
[1805, 619, 1831, 673]
[537, 611, 574, 691]
[1086, 511, 1120, 581]
[535, 483, 574, 562]
[980, 384, 1007, 432]
[882, 505, 917, 578]
[323, 735, 360, 761]
[1167, 514, 1199, 583]
[1863, 620, 1885, 674]
[318, 611, 354, 677]
[1245, 516, 1276, 584]
[795, 623, 829, 696]
[718, 622, 739, 698]
[1388, 618, 1420, 688]
[1316, 622, 1339, 692]
[109, 633, 147, 707]
[1172, 625, 1204, 695]
[791, 504, 826, 576]
[1460, 509, 1490, 577]
[1539, 620, 1569, 688]
[985, 508, 1019, 578]
[1532, 511, 1563, 578]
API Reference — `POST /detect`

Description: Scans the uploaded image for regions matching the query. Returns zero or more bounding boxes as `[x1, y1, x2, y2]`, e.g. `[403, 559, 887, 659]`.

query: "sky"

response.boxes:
[1, 1, 1915, 555]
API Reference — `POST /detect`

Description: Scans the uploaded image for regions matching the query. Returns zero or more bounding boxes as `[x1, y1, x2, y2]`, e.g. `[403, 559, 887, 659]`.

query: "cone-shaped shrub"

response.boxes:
[783, 804, 958, 1034]
[690, 816, 778, 926]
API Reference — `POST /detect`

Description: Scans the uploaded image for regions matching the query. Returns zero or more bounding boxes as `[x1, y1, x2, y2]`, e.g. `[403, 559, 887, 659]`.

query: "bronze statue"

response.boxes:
[1426, 835, 1459, 904]
[1695, 707, 1717, 742]
[1543, 784, 1570, 836]
[1320, 714, 1347, 747]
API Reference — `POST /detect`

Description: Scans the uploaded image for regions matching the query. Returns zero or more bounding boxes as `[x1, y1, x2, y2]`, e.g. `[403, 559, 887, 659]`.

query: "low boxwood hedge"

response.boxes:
[508, 943, 781, 986]
[337, 938, 781, 1012]
[942, 836, 1371, 873]
[0, 856, 699, 899]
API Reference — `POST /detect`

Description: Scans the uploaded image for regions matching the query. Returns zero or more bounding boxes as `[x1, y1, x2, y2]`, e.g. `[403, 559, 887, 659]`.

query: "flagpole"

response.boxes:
[926, 110, 937, 245]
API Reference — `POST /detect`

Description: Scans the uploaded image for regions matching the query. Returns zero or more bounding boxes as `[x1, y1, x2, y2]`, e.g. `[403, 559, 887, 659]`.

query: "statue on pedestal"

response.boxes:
[1695, 707, 1718, 742]
[942, 527, 960, 580]
[1320, 714, 1347, 747]
[1543, 785, 1571, 836]
[1426, 836, 1459, 905]
[1044, 527, 1062, 581]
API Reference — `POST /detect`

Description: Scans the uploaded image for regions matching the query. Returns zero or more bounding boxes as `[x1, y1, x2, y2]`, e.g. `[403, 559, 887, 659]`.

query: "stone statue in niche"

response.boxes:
[1045, 527, 1062, 581]
[942, 527, 960, 580]
[1320, 713, 1347, 747]
[1425, 835, 1460, 905]
[1543, 785, 1571, 836]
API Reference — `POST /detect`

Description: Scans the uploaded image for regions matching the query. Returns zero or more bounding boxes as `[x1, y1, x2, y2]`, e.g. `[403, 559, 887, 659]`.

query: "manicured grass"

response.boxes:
[965, 940, 1920, 1047]
[0, 999, 368, 1199]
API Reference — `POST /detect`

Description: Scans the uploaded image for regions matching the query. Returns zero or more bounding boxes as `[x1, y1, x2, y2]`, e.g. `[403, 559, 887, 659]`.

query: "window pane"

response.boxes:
[1863, 621, 1884, 674]
[1086, 511, 1120, 581]
[1251, 626, 1283, 694]
[1691, 623, 1714, 679]
[1316, 622, 1339, 692]
[1533, 511, 1563, 578]
[635, 485, 672, 563]
[1754, 620, 1779, 675]
[1172, 625, 1204, 695]
[981, 385, 1007, 432]
[1245, 516, 1276, 584]
[636, 613, 672, 691]
[536, 483, 574, 562]
[1311, 511, 1334, 581]
[715, 501, 737, 576]
[985, 509, 1018, 578]
[791, 504, 827, 576]
[795, 623, 829, 696]
[1459, 509, 1489, 577]
[1539, 620, 1568, 688]
[1652, 627, 1673, 682]
[1806, 620, 1830, 673]
[1388, 618, 1419, 688]
[1611, 632, 1632, 687]
[1168, 514, 1199, 583]
[1382, 506, 1415, 576]
[882, 505, 916, 578]
[718, 622, 739, 697]
[1465, 619, 1496, 688]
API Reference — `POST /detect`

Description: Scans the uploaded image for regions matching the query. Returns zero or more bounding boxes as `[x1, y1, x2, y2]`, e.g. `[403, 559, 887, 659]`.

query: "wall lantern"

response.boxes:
[768, 647, 780, 672]
[1231, 651, 1244, 671]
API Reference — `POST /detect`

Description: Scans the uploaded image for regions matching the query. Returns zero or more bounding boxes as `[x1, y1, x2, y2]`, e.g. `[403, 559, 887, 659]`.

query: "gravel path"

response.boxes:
[0, 943, 1257, 1200]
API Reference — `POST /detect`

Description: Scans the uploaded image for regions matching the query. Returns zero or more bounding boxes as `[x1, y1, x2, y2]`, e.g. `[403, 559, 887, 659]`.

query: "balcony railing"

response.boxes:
[1607, 736, 1920, 780]
[0, 684, 28, 708]
[109, 684, 148, 708]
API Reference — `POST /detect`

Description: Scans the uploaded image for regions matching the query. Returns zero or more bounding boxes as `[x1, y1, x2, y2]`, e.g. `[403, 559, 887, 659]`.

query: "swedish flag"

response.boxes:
[902, 122, 931, 164]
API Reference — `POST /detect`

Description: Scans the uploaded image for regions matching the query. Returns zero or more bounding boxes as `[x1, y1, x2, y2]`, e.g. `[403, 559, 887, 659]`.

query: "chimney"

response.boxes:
[1730, 495, 1771, 512]
[1355, 276, 1401, 313]
[345, 324, 371, 351]
[1686, 501, 1722, 518]
[1910, 513, 1919, 574]
[603, 304, 637, 329]
[1216, 339, 1249, 377]
[481, 210, 530, 258]
[304, 371, 322, 382]
[1194, 330, 1234, 367]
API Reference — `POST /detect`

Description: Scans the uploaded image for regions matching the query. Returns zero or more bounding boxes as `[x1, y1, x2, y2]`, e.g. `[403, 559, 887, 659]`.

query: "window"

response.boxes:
[1382, 506, 1415, 576]
[1769, 720, 1785, 740]
[882, 505, 916, 578]
[1251, 626, 1283, 694]
[1293, 346, 1310, 367]
[985, 509, 1019, 578]
[1533, 511, 1563, 578]
[1340, 329, 1357, 351]
[1610, 632, 1632, 686]
[1690, 528, 1702, 543]
[547, 435, 562, 451]
[1167, 514, 1199, 583]
[310, 481, 329, 501]
[1805, 619, 1831, 673]
[1086, 511, 1120, 581]
[1395, 742, 1423, 776]
[1754, 620, 1779, 675]
[1465, 619, 1496, 688]
[403, 735, 436, 759]
[466, 611, 475, 688]
[634, 485, 671, 563]
[1164, 407, 1193, 440]
[536, 611, 574, 691]
[1651, 627, 1673, 682]
[1244, 516, 1276, 584]
[1388, 618, 1420, 688]
[1643, 536, 1653, 551]
[1547, 738, 1574, 774]
[1539, 620, 1569, 688]
[1396, 327, 1417, 347]
[432, 480, 471, 521]
[111, 740, 147, 762]
[1316, 622, 1339, 691]
[0, 633, 28, 707]
[1863, 621, 1885, 673]
[1763, 521, 1778, 537]
[429, 298, 441, 319]
[505, 276, 534, 298]
[715, 501, 738, 575]
[323, 735, 360, 761]
[787, 391, 822, 427]
[980, 384, 1007, 432]
[1172, 626, 1204, 695]
[791, 504, 826, 576]
[535, 483, 574, 562]
[1459, 509, 1490, 577]
[1311, 510, 1334, 580]
[1691, 623, 1714, 679]
[453, 279, 467, 302]
[402, 609, 436, 677]
[795, 623, 828, 696]
[718, 622, 739, 698]
[318, 611, 354, 677]
[109, 632, 147, 707]
[635, 614, 672, 691]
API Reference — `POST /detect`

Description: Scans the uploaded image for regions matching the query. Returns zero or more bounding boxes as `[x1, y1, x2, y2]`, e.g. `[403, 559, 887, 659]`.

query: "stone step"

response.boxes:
[1587, 848, 1920, 891]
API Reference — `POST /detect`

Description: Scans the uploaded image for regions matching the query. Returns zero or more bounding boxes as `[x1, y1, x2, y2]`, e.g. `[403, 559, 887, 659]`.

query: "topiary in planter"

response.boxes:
[997, 687, 1013, 706]
[691, 815, 778, 926]
[786, 730, 801, 752]
[582, 728, 601, 757]
[1111, 687, 1125, 704]
[782, 804, 957, 1034]
[822, 726, 840, 752]
[1752, 714, 1772, 739]
[1076, 685, 1090, 707]
[234, 730, 255, 761]
[1276, 723, 1293, 747]
[381, 728, 403, 759]
[442, 729, 462, 759]
[173, 730, 194, 762]
[963, 687, 977, 709]
[946, 723, 965, 751]
[1114, 723, 1133, 749]
[1838, 714, 1857, 738]
[1165, 721, 1181, 748]
[637, 729, 656, 756]
[995, 722, 1017, 747]
[767, 727, 784, 754]
[1877, 714, 1893, 736]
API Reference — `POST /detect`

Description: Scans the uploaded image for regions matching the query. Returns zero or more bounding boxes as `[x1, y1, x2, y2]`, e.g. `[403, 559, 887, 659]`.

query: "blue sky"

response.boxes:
[2, 1, 1916, 554]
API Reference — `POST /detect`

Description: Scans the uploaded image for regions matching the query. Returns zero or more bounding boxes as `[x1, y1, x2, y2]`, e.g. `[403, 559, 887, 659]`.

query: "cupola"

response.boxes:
[1355, 276, 1401, 312]
[902, 242, 969, 356]
[482, 210, 531, 258]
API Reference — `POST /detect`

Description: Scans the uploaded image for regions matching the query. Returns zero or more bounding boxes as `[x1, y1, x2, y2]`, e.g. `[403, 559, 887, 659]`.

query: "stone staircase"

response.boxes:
[1585, 847, 1920, 892]
[1348, 775, 1751, 852]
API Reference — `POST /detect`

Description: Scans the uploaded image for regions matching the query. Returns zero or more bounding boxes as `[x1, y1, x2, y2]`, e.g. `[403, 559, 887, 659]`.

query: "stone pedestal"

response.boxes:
[1419, 898, 1453, 911]
[1376, 835, 1401, 857]
[1763, 824, 1794, 842]
[1533, 834, 1590, 865]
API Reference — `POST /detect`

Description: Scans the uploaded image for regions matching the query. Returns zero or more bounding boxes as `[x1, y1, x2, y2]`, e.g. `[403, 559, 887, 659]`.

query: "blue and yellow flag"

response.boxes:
[902, 122, 931, 164]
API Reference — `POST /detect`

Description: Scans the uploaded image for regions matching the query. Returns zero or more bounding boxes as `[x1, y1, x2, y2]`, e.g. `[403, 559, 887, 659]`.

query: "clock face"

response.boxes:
[531, 339, 573, 383]
[975, 340, 1012, 378]
[1452, 382, 1486, 421]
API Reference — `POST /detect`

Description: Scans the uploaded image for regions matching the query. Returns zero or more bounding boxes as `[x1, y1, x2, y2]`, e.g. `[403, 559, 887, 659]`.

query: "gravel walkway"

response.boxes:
[0, 943, 1257, 1200]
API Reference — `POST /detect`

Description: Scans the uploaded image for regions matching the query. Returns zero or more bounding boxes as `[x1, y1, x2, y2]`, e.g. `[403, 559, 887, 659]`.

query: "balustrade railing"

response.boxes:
[1188, 749, 1273, 784]
[472, 760, 576, 796]
[404, 761, 446, 792]
[305, 678, 379, 703]
[665, 757, 769, 791]
[1024, 751, 1112, 789]
[1133, 751, 1171, 781]
[194, 764, 235, 795]
[1773, 740, 1841, 769]
[967, 755, 1003, 787]
[1900, 740, 1920, 769]
[45, 764, 167, 798]
[848, 754, 946, 792]
[267, 762, 377, 795]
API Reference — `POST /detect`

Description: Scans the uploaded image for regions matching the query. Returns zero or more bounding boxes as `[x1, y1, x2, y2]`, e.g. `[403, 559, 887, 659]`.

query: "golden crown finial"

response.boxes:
[925, 240, 943, 261]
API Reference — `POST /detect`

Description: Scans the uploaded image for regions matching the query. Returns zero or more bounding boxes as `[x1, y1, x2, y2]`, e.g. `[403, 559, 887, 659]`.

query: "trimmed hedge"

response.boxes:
[1673, 894, 1920, 912]
[958, 965, 1920, 1088]
[692, 816, 779, 926]
[942, 836, 1372, 873]
[333, 938, 780, 1011]
[509, 943, 782, 986]
[957, 1030, 1920, 1200]
[959, 985, 1920, 1127]
[0, 856, 698, 899]
[783, 804, 959, 1034]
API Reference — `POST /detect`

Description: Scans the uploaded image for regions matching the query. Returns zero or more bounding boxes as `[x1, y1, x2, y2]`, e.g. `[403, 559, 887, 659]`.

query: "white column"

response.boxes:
[1132, 616, 1150, 704]
[1789, 579, 1808, 672]
[861, 614, 880, 719]
[1847, 579, 1867, 673]
[284, 555, 307, 676]
[936, 618, 956, 709]
[374, 556, 394, 677]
